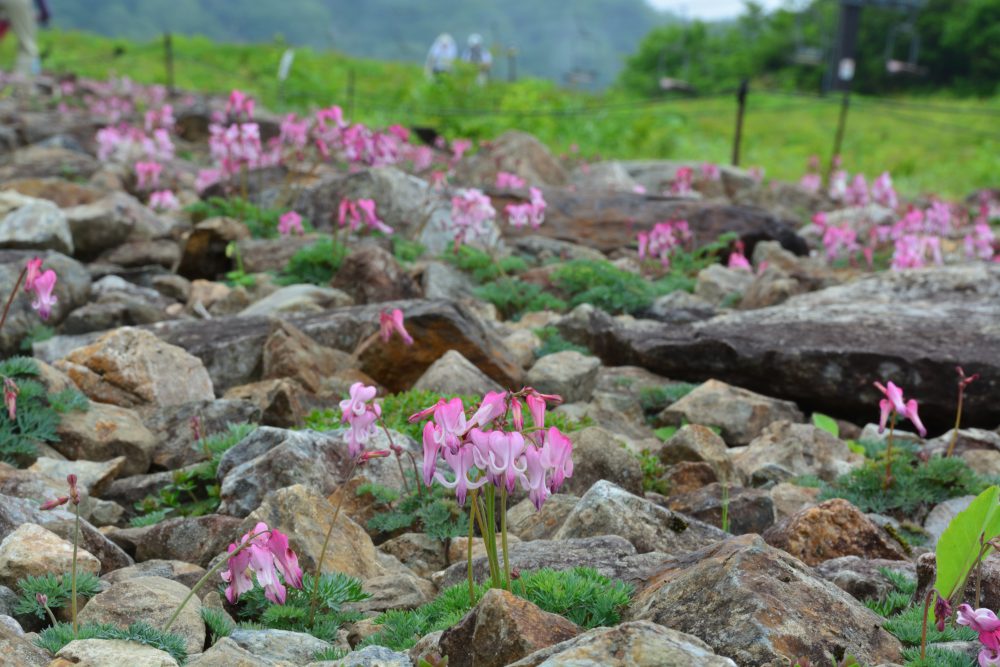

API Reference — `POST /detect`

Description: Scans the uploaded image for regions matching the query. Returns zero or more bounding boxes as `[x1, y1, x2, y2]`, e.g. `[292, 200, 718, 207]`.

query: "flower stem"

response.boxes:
[945, 387, 966, 458]
[163, 528, 272, 632]
[42, 602, 57, 628]
[0, 266, 27, 335]
[467, 489, 476, 606]
[883, 412, 897, 490]
[500, 486, 510, 591]
[308, 457, 358, 627]
[71, 503, 79, 637]
[377, 416, 411, 495]
[483, 485, 501, 588]
[920, 588, 934, 660]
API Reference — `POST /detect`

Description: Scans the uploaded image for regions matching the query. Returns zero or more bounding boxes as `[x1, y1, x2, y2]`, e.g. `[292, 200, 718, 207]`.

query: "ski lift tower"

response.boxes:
[826, 0, 925, 92]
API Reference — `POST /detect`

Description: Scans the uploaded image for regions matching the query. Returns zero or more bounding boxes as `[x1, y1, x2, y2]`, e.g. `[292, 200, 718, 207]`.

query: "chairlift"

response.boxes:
[792, 2, 827, 66]
[884, 20, 925, 75]
[656, 42, 693, 92]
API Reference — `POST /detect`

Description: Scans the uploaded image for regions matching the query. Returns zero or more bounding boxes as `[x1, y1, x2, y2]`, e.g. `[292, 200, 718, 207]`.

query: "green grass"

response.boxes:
[12, 29, 1000, 198]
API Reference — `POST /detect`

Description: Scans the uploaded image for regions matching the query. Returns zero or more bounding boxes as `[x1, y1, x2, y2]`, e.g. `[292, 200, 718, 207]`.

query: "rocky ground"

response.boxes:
[0, 75, 997, 667]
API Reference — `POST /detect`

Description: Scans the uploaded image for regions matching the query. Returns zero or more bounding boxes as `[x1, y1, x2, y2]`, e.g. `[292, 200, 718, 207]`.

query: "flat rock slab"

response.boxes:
[571, 265, 1000, 430]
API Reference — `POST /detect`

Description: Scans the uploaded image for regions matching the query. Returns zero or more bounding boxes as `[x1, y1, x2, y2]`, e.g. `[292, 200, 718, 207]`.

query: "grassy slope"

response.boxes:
[6, 30, 1000, 198]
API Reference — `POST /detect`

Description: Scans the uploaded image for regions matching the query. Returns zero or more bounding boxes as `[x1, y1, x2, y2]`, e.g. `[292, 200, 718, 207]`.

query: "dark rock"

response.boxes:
[814, 556, 917, 602]
[331, 242, 422, 304]
[134, 514, 244, 568]
[664, 483, 775, 535]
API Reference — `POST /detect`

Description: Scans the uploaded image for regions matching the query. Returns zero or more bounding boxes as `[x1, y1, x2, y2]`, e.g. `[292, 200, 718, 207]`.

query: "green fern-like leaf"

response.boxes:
[15, 572, 101, 618]
[48, 388, 90, 414]
[201, 607, 235, 646]
[0, 355, 40, 378]
[35, 622, 188, 664]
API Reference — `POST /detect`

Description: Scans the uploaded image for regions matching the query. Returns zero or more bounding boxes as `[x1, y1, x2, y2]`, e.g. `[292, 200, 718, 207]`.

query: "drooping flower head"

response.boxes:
[24, 257, 42, 293]
[379, 309, 413, 345]
[221, 522, 303, 604]
[30, 269, 58, 320]
[874, 380, 927, 437]
[957, 604, 1000, 666]
[339, 383, 382, 458]
[278, 211, 305, 237]
[3, 377, 17, 421]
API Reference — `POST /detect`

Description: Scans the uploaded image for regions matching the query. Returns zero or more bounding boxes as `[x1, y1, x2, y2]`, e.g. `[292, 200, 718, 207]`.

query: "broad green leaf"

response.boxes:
[934, 485, 1000, 600]
[846, 440, 866, 456]
[812, 412, 840, 438]
[654, 426, 678, 441]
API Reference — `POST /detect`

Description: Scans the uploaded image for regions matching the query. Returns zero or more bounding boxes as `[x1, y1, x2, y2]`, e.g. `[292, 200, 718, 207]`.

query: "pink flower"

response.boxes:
[541, 427, 573, 491]
[451, 139, 472, 162]
[24, 257, 42, 293]
[871, 172, 898, 209]
[828, 170, 848, 200]
[221, 523, 303, 604]
[727, 241, 752, 271]
[700, 162, 721, 182]
[196, 168, 222, 193]
[435, 441, 487, 505]
[379, 309, 413, 345]
[339, 383, 381, 458]
[638, 220, 691, 269]
[148, 190, 179, 212]
[505, 187, 546, 230]
[845, 174, 869, 206]
[822, 224, 860, 263]
[450, 188, 496, 246]
[3, 377, 17, 420]
[966, 223, 996, 261]
[278, 211, 305, 236]
[799, 173, 822, 194]
[338, 198, 393, 235]
[39, 495, 69, 510]
[469, 391, 508, 429]
[632, 184, 647, 195]
[496, 171, 526, 189]
[670, 167, 693, 195]
[226, 89, 255, 120]
[134, 161, 162, 190]
[874, 380, 926, 437]
[471, 428, 526, 492]
[957, 604, 1000, 665]
[520, 445, 550, 510]
[30, 269, 58, 320]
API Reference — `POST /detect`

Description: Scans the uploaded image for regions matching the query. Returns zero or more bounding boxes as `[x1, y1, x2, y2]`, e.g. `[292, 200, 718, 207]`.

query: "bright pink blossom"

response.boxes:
[874, 380, 927, 437]
[221, 522, 303, 604]
[30, 270, 57, 320]
[3, 377, 17, 420]
[338, 198, 393, 235]
[727, 241, 752, 271]
[638, 220, 691, 269]
[24, 257, 42, 293]
[450, 189, 496, 246]
[871, 172, 898, 209]
[379, 308, 413, 345]
[700, 162, 721, 182]
[278, 211, 305, 236]
[134, 161, 162, 190]
[339, 382, 382, 458]
[148, 190, 179, 212]
[496, 171, 526, 189]
[505, 187, 546, 229]
[957, 604, 1000, 666]
[670, 167, 693, 195]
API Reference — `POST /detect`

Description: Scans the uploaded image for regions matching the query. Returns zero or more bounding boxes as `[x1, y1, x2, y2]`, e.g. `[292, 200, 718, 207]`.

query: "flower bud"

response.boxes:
[67, 474, 80, 504]
[40, 496, 69, 510]
[360, 449, 391, 463]
[36, 593, 47, 606]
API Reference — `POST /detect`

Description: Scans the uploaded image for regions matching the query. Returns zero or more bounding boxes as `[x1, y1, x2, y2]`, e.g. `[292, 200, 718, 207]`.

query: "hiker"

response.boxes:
[424, 33, 457, 80]
[462, 33, 492, 86]
[0, 0, 48, 77]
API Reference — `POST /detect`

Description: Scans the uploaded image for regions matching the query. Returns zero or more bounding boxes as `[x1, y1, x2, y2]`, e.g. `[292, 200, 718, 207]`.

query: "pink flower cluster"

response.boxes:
[226, 89, 256, 121]
[411, 389, 573, 509]
[339, 382, 382, 458]
[144, 104, 175, 133]
[134, 161, 162, 190]
[24, 257, 57, 320]
[278, 211, 305, 237]
[450, 189, 496, 247]
[871, 172, 898, 209]
[637, 220, 692, 269]
[96, 124, 174, 163]
[338, 198, 393, 235]
[700, 162, 721, 182]
[727, 240, 752, 271]
[496, 171, 526, 189]
[221, 522, 303, 604]
[965, 222, 997, 261]
[957, 604, 1000, 667]
[505, 187, 546, 229]
[148, 190, 179, 212]
[874, 380, 926, 437]
[670, 167, 693, 196]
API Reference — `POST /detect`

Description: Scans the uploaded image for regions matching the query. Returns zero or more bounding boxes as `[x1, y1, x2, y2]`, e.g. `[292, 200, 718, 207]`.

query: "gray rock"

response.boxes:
[229, 628, 333, 664]
[0, 196, 73, 254]
[216, 427, 351, 517]
[353, 574, 435, 614]
[55, 638, 179, 666]
[508, 620, 737, 667]
[659, 379, 804, 447]
[694, 264, 754, 306]
[101, 559, 207, 593]
[664, 483, 775, 535]
[320, 644, 412, 666]
[733, 420, 863, 485]
[421, 261, 477, 301]
[559, 427, 644, 496]
[814, 556, 917, 602]
[434, 535, 637, 589]
[554, 480, 726, 555]
[63, 193, 138, 259]
[646, 290, 717, 324]
[569, 160, 642, 192]
[135, 515, 244, 568]
[658, 424, 735, 482]
[412, 349, 502, 396]
[507, 493, 578, 541]
[525, 351, 601, 404]
[142, 399, 261, 470]
[239, 284, 354, 318]
[379, 533, 448, 579]
[510, 235, 606, 263]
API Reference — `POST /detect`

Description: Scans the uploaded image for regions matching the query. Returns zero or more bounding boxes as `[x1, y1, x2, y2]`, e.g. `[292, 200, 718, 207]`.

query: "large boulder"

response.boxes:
[732, 420, 863, 485]
[331, 242, 422, 304]
[569, 265, 1000, 430]
[558, 428, 644, 496]
[525, 350, 601, 404]
[456, 130, 568, 187]
[508, 621, 738, 667]
[0, 523, 101, 589]
[53, 401, 157, 476]
[0, 194, 73, 254]
[56, 327, 215, 409]
[412, 349, 502, 396]
[553, 480, 726, 555]
[626, 534, 903, 666]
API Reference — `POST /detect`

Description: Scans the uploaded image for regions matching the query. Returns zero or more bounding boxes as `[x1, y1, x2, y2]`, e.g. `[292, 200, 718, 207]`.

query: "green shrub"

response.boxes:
[277, 237, 347, 286]
[638, 382, 697, 414]
[131, 423, 256, 525]
[187, 196, 310, 240]
[820, 449, 992, 516]
[444, 245, 528, 283]
[231, 572, 369, 643]
[0, 356, 88, 465]
[36, 622, 188, 664]
[533, 326, 590, 358]
[363, 568, 633, 651]
[901, 646, 976, 667]
[19, 324, 54, 351]
[14, 572, 102, 619]
[360, 473, 466, 541]
[393, 237, 426, 264]
[552, 260, 658, 314]
[475, 277, 566, 320]
[202, 607, 235, 646]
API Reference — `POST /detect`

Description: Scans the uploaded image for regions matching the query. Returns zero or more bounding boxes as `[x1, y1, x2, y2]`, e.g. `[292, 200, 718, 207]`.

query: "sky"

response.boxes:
[646, 0, 787, 21]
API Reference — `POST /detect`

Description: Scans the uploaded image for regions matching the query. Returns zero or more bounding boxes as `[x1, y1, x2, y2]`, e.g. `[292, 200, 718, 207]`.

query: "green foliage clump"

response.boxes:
[363, 568, 632, 651]
[19, 323, 54, 351]
[901, 646, 976, 667]
[444, 245, 529, 283]
[131, 423, 256, 525]
[15, 572, 102, 619]
[637, 448, 669, 495]
[277, 237, 347, 286]
[533, 326, 590, 358]
[393, 238, 426, 264]
[638, 382, 697, 414]
[0, 356, 88, 465]
[187, 196, 310, 239]
[820, 446, 992, 516]
[359, 474, 466, 541]
[36, 622, 188, 664]
[863, 567, 916, 618]
[884, 604, 977, 646]
[552, 259, 660, 315]
[475, 277, 567, 321]
[231, 572, 369, 643]
[313, 647, 350, 662]
[202, 607, 235, 646]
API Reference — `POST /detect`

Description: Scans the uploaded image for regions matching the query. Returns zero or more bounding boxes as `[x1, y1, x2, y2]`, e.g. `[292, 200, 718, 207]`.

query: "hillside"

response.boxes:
[47, 0, 671, 89]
